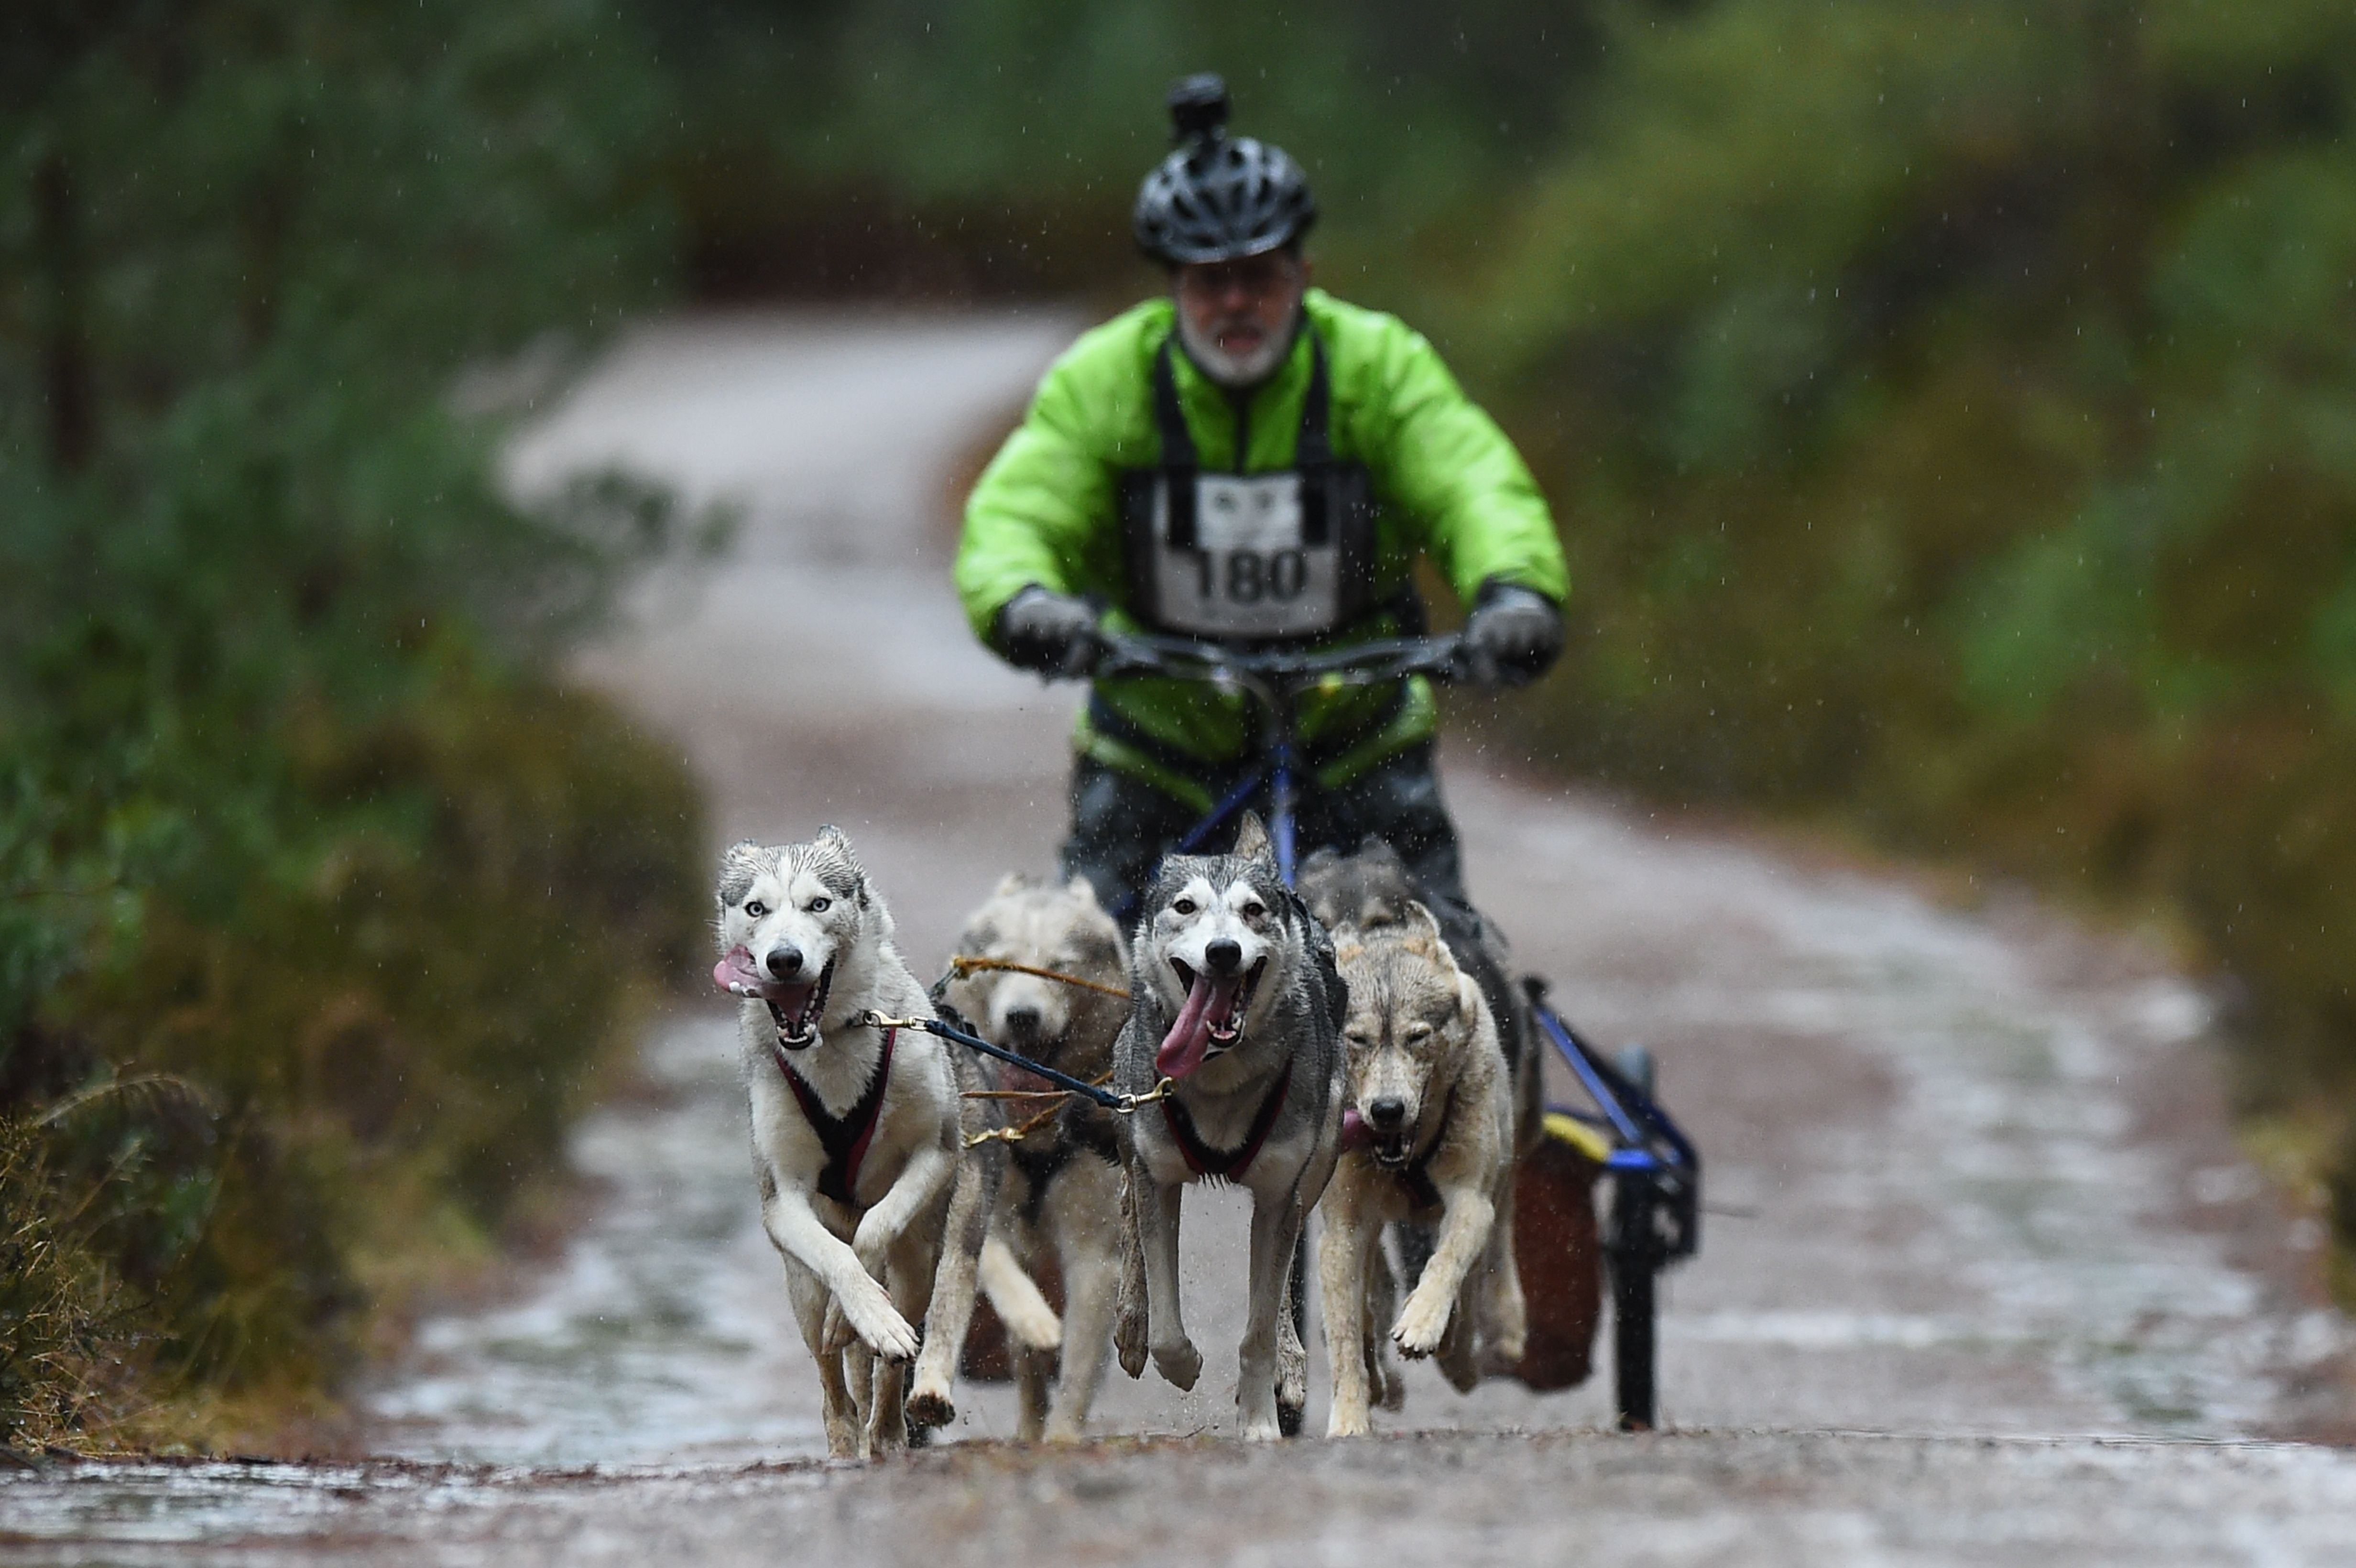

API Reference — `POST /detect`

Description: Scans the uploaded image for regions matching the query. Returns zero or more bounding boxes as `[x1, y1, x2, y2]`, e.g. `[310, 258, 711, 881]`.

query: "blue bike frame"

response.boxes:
[1173, 745, 1304, 883]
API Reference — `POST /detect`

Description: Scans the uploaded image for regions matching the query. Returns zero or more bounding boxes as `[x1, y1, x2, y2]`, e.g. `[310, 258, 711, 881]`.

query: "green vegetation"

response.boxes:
[2, 3, 703, 1447]
[1462, 0, 2356, 1239]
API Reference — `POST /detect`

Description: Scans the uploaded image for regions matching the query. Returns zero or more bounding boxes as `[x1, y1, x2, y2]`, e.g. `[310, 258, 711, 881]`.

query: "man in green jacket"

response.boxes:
[956, 75, 1568, 917]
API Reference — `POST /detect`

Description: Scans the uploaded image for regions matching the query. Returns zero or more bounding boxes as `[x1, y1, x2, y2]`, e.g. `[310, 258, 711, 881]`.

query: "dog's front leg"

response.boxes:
[1113, 1172, 1148, 1379]
[1480, 1162, 1529, 1368]
[1237, 1187, 1308, 1441]
[851, 1143, 953, 1282]
[762, 1187, 920, 1363]
[1317, 1168, 1377, 1437]
[979, 1232, 1063, 1355]
[822, 1142, 953, 1354]
[907, 1152, 988, 1431]
[783, 1255, 863, 1458]
[1393, 1180, 1496, 1360]
[1043, 1164, 1123, 1442]
[872, 1232, 939, 1453]
[1366, 1236, 1404, 1411]
[1132, 1161, 1201, 1392]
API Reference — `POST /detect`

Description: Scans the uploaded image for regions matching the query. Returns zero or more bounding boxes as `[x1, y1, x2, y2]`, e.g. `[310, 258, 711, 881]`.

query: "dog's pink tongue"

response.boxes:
[712, 946, 768, 997]
[1157, 972, 1235, 1079]
[1341, 1108, 1372, 1151]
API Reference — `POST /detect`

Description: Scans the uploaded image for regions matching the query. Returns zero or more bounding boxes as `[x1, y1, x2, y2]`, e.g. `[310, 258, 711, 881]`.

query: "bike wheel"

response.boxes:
[1610, 1248, 1657, 1431]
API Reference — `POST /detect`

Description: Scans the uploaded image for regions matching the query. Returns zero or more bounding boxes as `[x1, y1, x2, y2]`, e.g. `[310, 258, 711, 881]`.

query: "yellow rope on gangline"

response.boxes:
[961, 1076, 1173, 1145]
[943, 954, 1131, 1001]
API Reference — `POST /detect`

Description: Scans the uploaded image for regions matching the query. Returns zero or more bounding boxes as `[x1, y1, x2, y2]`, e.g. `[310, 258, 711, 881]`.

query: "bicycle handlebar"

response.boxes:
[1085, 631, 1471, 690]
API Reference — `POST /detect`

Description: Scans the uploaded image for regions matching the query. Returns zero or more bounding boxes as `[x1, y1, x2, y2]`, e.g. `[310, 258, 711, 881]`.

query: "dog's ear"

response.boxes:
[1357, 835, 1406, 872]
[1399, 899, 1447, 952]
[718, 841, 767, 907]
[1232, 811, 1273, 862]
[811, 824, 870, 905]
[1456, 968, 1484, 1025]
[1316, 922, 1350, 1031]
[993, 871, 1035, 898]
[1065, 872, 1103, 910]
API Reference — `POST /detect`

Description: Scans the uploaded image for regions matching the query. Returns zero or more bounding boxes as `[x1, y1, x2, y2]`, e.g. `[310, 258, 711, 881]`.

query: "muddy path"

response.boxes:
[8, 311, 2352, 1561]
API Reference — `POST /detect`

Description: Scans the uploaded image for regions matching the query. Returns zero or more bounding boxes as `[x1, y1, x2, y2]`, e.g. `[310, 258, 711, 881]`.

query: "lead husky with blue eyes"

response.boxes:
[1110, 812, 1348, 1440]
[712, 827, 996, 1459]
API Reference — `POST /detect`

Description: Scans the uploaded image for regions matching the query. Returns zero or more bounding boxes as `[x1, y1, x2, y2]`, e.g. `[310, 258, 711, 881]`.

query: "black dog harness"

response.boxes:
[1160, 1059, 1293, 1181]
[1119, 330, 1378, 642]
[772, 1025, 895, 1205]
[1009, 1105, 1123, 1228]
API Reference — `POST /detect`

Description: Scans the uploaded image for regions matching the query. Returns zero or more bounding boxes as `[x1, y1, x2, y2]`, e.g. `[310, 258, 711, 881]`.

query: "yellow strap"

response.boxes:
[1543, 1110, 1615, 1165]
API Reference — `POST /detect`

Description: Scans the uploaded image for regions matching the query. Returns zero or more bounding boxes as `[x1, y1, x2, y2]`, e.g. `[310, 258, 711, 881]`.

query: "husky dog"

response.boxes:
[940, 872, 1130, 1442]
[1110, 813, 1347, 1440]
[713, 828, 995, 1458]
[1316, 902, 1524, 1436]
[1299, 838, 1539, 1382]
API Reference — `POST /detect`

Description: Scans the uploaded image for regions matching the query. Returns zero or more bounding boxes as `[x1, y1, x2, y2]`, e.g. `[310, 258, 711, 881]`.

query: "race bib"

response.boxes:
[1148, 472, 1342, 638]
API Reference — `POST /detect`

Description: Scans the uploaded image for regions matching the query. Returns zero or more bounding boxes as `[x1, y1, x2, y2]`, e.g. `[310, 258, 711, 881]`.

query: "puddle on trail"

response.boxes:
[363, 1014, 824, 1466]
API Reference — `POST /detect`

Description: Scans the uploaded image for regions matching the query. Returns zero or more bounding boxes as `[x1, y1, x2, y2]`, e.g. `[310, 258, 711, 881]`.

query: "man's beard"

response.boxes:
[1176, 304, 1299, 390]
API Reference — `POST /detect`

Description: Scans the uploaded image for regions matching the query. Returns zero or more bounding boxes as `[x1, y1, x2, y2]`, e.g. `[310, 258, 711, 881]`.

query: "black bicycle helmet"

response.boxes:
[1132, 74, 1317, 265]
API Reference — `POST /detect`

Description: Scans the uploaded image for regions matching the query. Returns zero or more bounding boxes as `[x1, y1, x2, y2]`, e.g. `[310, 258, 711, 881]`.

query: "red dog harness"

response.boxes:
[1160, 1059, 1293, 1181]
[773, 1025, 895, 1205]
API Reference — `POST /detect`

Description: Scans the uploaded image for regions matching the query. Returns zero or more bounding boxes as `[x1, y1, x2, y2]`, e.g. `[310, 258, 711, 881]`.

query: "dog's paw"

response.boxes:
[840, 1278, 921, 1362]
[905, 1383, 956, 1431]
[979, 1236, 1064, 1352]
[1391, 1286, 1454, 1360]
[1486, 1279, 1530, 1366]
[1238, 1407, 1284, 1443]
[1151, 1337, 1203, 1392]
[1326, 1399, 1374, 1438]
[997, 1293, 1063, 1354]
[1113, 1296, 1148, 1379]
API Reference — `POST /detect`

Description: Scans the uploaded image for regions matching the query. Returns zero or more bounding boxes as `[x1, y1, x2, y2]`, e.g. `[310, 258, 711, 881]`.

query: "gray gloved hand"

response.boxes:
[1462, 580, 1564, 689]
[995, 585, 1102, 679]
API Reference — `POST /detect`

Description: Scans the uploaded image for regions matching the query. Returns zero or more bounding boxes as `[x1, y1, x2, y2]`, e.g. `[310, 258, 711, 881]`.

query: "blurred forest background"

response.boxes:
[9, 0, 2356, 1446]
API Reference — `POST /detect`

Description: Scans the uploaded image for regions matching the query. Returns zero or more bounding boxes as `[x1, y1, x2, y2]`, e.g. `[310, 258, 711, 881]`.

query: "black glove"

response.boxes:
[994, 586, 1102, 678]
[1462, 579, 1563, 688]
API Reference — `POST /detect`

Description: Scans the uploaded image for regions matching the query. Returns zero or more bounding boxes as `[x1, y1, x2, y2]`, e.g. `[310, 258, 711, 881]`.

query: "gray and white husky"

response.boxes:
[1300, 837, 1540, 1385]
[713, 828, 996, 1458]
[1111, 813, 1348, 1440]
[940, 872, 1130, 1442]
[1316, 903, 1524, 1436]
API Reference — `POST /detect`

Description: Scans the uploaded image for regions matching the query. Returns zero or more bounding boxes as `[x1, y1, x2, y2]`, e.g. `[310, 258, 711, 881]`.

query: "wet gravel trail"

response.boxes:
[8, 312, 2352, 1563]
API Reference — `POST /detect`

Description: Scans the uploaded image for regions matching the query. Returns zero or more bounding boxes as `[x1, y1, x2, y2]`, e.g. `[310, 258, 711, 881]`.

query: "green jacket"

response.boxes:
[956, 289, 1566, 810]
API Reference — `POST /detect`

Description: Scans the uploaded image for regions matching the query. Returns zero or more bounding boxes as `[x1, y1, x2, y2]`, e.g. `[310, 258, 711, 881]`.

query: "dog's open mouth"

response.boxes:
[763, 960, 834, 1049]
[1339, 1107, 1413, 1166]
[1156, 956, 1267, 1079]
[711, 946, 834, 1049]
